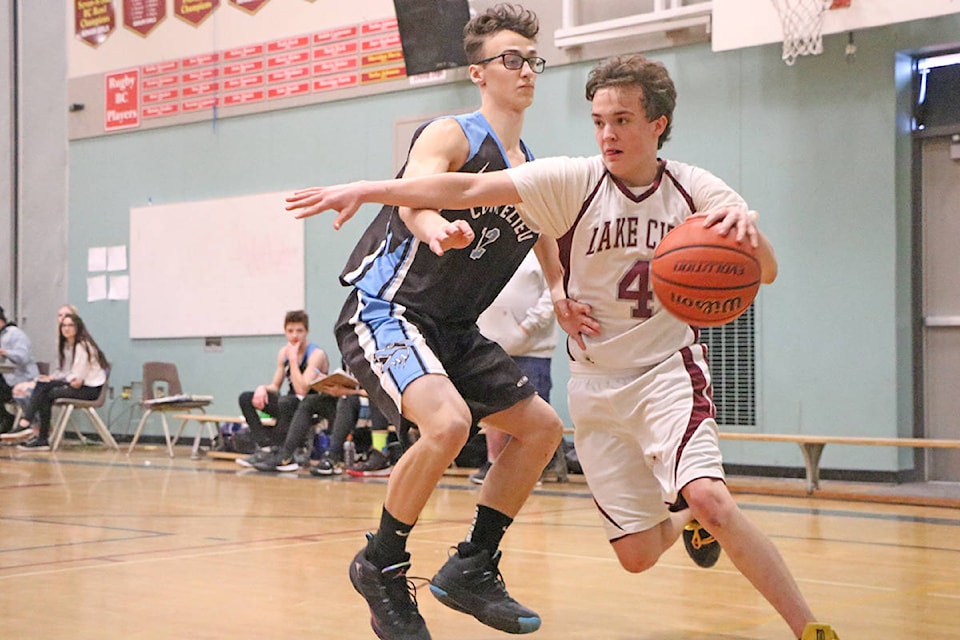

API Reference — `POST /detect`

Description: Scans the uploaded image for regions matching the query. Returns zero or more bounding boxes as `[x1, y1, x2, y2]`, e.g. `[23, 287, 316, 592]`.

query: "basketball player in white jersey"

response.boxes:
[287, 53, 840, 640]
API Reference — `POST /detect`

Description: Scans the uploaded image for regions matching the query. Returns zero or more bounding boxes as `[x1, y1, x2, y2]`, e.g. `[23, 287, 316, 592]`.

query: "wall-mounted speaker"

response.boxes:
[393, 0, 471, 76]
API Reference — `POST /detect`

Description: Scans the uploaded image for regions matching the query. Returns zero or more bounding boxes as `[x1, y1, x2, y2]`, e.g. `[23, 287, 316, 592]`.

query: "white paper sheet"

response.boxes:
[108, 274, 130, 300]
[87, 275, 107, 301]
[87, 247, 107, 272]
[107, 245, 127, 271]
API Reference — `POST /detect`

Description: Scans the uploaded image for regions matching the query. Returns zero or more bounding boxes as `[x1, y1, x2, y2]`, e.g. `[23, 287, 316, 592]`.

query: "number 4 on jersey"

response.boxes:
[618, 260, 654, 319]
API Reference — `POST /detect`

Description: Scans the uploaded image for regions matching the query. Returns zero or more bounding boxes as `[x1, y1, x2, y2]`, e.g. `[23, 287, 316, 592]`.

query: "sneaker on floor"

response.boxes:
[429, 542, 541, 634]
[347, 448, 393, 477]
[253, 451, 299, 472]
[17, 437, 51, 451]
[293, 448, 312, 467]
[235, 447, 273, 468]
[469, 460, 491, 485]
[2, 425, 35, 442]
[310, 454, 342, 476]
[349, 543, 431, 640]
[682, 520, 721, 568]
[800, 623, 841, 640]
[385, 440, 403, 466]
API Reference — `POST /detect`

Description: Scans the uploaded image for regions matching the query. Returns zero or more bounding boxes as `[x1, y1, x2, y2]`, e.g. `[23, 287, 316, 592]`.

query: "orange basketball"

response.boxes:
[650, 217, 761, 327]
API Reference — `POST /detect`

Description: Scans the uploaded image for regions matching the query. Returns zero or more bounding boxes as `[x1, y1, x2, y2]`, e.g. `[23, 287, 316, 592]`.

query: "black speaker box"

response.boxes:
[393, 0, 471, 76]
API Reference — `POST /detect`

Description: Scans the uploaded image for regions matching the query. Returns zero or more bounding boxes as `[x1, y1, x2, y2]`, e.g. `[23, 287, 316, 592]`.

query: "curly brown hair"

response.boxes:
[463, 3, 539, 64]
[585, 54, 677, 149]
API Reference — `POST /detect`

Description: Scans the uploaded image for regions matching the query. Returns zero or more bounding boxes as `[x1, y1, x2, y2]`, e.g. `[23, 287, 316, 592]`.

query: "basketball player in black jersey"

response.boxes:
[290, 5, 564, 640]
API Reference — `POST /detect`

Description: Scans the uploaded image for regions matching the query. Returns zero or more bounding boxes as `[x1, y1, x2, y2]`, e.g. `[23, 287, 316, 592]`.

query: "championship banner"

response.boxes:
[174, 0, 220, 26]
[124, 0, 165, 37]
[76, 0, 116, 47]
[229, 0, 271, 14]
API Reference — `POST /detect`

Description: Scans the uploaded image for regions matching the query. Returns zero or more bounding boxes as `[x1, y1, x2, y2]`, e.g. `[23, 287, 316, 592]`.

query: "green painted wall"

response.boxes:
[68, 15, 960, 473]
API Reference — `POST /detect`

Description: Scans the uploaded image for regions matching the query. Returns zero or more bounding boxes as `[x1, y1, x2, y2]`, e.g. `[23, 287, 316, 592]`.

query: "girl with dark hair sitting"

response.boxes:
[10, 313, 108, 450]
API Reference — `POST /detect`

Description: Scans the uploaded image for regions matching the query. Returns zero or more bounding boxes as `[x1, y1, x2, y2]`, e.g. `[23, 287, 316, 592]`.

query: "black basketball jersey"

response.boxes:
[339, 111, 539, 325]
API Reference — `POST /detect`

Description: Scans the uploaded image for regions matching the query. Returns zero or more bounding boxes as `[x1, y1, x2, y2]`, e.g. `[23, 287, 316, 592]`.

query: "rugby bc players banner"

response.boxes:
[75, 0, 116, 47]
[123, 0, 166, 37]
[104, 68, 141, 131]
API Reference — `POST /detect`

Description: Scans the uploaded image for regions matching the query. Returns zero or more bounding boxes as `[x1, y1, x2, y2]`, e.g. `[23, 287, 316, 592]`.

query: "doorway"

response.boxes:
[920, 134, 960, 482]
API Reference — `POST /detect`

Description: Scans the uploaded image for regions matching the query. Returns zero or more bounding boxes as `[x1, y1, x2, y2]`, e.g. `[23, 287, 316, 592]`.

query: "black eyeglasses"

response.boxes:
[476, 52, 546, 74]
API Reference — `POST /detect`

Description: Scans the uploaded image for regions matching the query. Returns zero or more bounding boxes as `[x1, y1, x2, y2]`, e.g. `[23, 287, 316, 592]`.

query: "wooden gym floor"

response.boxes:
[1, 444, 959, 639]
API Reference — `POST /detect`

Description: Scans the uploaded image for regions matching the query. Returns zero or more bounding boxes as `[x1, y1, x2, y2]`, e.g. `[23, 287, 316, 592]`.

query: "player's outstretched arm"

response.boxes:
[286, 171, 522, 230]
[286, 184, 370, 229]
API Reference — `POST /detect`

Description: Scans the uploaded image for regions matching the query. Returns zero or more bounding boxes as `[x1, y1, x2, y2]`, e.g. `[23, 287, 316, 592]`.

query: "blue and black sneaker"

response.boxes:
[349, 541, 431, 640]
[430, 542, 541, 634]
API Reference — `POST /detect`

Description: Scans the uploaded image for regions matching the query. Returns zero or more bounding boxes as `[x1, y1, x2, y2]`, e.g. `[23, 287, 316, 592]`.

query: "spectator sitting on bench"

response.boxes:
[236, 310, 328, 468]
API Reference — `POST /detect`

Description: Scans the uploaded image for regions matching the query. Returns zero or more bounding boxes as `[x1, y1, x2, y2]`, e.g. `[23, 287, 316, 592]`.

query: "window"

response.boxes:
[700, 305, 756, 427]
[914, 51, 960, 132]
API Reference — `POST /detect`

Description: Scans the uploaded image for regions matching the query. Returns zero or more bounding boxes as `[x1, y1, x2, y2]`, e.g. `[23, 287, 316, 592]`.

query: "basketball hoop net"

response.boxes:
[770, 0, 833, 65]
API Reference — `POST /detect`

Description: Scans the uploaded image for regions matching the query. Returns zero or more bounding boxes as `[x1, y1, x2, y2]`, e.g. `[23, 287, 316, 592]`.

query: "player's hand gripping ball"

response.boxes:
[651, 217, 760, 326]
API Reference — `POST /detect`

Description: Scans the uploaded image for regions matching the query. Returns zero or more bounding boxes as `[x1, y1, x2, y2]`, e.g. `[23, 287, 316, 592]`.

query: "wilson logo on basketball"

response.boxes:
[672, 261, 747, 275]
[667, 292, 745, 317]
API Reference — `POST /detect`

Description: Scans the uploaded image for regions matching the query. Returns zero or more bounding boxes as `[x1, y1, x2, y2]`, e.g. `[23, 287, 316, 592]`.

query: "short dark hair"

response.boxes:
[284, 310, 309, 330]
[463, 3, 539, 64]
[0, 305, 5, 323]
[586, 54, 677, 149]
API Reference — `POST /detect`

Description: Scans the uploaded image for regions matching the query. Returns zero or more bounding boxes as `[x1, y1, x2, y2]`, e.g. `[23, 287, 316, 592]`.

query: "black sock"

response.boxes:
[463, 504, 513, 556]
[367, 506, 415, 568]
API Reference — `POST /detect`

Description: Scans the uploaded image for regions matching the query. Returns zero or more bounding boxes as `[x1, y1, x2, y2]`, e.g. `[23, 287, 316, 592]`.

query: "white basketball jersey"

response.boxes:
[508, 155, 747, 370]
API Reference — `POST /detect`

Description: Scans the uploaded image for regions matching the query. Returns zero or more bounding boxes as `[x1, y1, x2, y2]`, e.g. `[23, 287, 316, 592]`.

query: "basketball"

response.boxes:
[650, 217, 761, 326]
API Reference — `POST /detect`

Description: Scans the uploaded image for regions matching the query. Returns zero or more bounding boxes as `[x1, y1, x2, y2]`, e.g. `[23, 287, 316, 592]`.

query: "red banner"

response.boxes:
[229, 0, 270, 14]
[314, 26, 357, 45]
[314, 74, 358, 92]
[174, 0, 220, 26]
[104, 69, 140, 131]
[76, 0, 116, 47]
[123, 0, 165, 37]
[143, 103, 180, 119]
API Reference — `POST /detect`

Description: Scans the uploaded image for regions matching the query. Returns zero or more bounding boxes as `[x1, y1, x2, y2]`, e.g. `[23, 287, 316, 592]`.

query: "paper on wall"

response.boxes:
[87, 275, 107, 301]
[88, 247, 107, 272]
[108, 274, 130, 300]
[107, 245, 127, 271]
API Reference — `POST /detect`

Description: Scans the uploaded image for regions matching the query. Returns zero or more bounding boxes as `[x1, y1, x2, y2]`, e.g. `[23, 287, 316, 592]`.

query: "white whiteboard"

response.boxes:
[130, 191, 304, 338]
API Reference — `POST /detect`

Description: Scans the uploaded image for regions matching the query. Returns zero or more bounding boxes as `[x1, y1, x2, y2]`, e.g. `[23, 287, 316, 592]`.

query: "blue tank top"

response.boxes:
[283, 342, 319, 395]
[340, 111, 539, 325]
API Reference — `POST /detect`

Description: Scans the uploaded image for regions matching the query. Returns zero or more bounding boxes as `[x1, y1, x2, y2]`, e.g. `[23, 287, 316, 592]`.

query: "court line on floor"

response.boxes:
[0, 519, 462, 580]
[7, 453, 960, 531]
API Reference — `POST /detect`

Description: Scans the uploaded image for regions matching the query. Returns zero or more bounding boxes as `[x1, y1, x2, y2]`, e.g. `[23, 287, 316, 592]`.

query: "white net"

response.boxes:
[770, 0, 832, 65]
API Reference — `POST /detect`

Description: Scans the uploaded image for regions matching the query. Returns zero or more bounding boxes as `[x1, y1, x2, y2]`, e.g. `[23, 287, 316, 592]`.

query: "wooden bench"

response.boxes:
[719, 432, 960, 494]
[170, 413, 275, 460]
